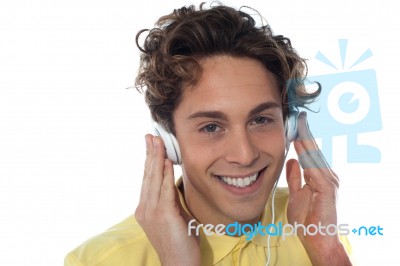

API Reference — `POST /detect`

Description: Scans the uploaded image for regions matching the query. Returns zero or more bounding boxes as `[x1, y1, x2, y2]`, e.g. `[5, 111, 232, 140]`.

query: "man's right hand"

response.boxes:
[135, 134, 201, 266]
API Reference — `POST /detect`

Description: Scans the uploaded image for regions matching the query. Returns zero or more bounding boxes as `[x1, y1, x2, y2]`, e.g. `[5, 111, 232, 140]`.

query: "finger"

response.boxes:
[146, 136, 167, 209]
[139, 134, 154, 204]
[302, 168, 338, 190]
[294, 112, 330, 170]
[159, 161, 194, 225]
[294, 111, 318, 151]
[143, 134, 154, 180]
[286, 159, 302, 195]
[159, 159, 177, 209]
[297, 150, 329, 170]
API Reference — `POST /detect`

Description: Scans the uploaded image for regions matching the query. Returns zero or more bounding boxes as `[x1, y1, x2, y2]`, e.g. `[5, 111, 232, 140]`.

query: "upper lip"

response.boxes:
[215, 167, 267, 178]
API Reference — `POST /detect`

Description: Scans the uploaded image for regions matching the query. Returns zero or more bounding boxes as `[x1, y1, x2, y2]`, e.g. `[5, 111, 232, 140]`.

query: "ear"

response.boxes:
[153, 122, 182, 165]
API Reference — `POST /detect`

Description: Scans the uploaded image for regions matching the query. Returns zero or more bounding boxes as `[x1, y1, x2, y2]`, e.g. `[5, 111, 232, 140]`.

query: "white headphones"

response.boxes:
[153, 122, 183, 164]
[285, 113, 298, 151]
[153, 113, 299, 165]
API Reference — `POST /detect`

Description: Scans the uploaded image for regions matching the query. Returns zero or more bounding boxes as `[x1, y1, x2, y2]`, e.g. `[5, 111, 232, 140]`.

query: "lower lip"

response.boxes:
[215, 168, 266, 196]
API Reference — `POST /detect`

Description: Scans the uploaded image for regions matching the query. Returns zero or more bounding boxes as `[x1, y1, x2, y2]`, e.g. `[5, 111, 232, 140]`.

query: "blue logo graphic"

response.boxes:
[303, 39, 382, 165]
[351, 225, 383, 236]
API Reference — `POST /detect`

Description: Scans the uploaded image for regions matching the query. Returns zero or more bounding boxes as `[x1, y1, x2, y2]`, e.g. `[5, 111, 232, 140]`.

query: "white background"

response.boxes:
[1, 0, 399, 265]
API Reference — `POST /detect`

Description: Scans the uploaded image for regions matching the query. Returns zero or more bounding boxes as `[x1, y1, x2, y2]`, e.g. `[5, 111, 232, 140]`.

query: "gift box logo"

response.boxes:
[299, 39, 382, 165]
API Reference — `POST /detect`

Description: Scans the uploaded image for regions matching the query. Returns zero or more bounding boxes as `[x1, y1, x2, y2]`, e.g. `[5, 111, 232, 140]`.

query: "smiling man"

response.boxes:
[173, 56, 286, 228]
[65, 3, 352, 266]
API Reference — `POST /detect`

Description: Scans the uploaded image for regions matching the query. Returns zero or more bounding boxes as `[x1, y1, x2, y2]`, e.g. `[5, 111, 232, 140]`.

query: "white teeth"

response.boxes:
[232, 178, 238, 186]
[218, 172, 259, 188]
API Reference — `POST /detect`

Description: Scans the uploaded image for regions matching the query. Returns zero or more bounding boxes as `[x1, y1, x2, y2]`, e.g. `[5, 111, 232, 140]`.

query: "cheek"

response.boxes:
[259, 141, 286, 166]
[253, 127, 286, 149]
[180, 139, 219, 172]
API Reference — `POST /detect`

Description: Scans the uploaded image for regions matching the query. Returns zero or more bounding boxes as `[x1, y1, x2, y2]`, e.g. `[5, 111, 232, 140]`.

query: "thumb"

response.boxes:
[286, 159, 302, 195]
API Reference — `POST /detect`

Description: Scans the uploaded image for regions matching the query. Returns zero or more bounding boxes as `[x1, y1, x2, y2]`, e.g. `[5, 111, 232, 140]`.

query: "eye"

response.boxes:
[202, 124, 219, 133]
[250, 116, 274, 127]
[254, 116, 267, 124]
[253, 116, 267, 124]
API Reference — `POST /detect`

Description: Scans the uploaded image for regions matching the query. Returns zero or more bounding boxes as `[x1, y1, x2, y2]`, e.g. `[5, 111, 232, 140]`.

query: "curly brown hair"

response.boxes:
[135, 3, 320, 133]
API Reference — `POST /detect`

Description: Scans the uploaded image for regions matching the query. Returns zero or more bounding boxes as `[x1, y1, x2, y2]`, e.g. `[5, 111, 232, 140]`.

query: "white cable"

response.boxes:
[265, 148, 290, 266]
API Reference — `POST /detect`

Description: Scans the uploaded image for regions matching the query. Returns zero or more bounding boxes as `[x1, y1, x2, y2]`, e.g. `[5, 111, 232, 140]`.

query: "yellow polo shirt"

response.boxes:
[65, 179, 352, 266]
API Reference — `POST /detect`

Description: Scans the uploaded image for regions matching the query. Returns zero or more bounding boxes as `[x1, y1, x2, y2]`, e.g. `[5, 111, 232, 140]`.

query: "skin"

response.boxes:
[135, 55, 352, 265]
[174, 56, 286, 227]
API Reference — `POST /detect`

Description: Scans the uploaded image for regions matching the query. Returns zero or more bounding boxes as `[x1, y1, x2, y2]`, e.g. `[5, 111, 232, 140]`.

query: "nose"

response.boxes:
[224, 128, 259, 166]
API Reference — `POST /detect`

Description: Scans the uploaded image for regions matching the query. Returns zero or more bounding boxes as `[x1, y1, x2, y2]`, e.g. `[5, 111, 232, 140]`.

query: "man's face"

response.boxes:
[173, 55, 286, 225]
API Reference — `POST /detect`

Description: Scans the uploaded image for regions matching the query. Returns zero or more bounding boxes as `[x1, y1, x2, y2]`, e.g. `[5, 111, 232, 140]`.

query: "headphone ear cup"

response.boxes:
[153, 123, 182, 165]
[285, 114, 298, 149]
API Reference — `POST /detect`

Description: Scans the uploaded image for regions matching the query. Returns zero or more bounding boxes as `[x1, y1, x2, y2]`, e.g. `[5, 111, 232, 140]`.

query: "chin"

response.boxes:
[222, 195, 269, 224]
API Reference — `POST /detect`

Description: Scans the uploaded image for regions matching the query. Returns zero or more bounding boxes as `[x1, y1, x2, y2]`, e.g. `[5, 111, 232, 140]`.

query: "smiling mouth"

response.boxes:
[215, 168, 266, 188]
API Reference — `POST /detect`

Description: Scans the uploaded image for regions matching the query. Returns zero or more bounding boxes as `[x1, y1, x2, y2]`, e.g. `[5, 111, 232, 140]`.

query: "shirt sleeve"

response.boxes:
[64, 252, 86, 266]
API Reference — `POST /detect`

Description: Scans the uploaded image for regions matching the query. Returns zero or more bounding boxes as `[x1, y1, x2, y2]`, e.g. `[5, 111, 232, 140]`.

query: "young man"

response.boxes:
[65, 4, 352, 265]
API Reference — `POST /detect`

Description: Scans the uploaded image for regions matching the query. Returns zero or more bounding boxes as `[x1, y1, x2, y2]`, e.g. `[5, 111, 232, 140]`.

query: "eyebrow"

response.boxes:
[187, 101, 282, 121]
[248, 102, 282, 118]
